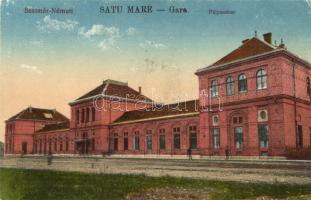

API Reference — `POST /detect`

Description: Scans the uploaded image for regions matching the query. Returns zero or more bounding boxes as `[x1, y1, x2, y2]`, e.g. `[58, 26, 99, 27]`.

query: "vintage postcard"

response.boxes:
[1, 0, 311, 199]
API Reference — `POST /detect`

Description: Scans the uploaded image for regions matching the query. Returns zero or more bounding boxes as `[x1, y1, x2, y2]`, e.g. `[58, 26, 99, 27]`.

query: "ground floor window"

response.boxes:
[124, 132, 128, 151]
[189, 133, 197, 149]
[234, 127, 243, 148]
[189, 126, 197, 149]
[174, 134, 180, 149]
[159, 135, 165, 150]
[39, 140, 42, 154]
[91, 138, 95, 151]
[212, 128, 220, 149]
[22, 142, 27, 154]
[66, 139, 69, 151]
[146, 133, 152, 150]
[133, 133, 140, 150]
[114, 134, 118, 151]
[258, 124, 269, 148]
[297, 125, 303, 148]
[60, 140, 63, 152]
[54, 139, 57, 151]
[48, 139, 52, 153]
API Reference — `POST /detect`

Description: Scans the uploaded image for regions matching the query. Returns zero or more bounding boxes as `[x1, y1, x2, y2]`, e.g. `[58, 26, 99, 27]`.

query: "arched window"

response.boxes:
[256, 69, 267, 90]
[238, 74, 247, 92]
[92, 107, 96, 121]
[307, 77, 310, 96]
[210, 80, 219, 97]
[226, 76, 234, 95]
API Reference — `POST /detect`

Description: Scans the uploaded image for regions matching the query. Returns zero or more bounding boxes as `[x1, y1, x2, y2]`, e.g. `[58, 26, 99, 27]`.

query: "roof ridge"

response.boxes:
[15, 108, 27, 120]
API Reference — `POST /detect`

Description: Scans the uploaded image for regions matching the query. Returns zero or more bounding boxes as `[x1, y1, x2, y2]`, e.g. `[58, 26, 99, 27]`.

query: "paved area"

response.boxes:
[1, 156, 311, 184]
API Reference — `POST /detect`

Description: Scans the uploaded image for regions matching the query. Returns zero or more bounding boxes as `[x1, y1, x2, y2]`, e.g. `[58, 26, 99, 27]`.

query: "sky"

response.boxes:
[1, 0, 311, 142]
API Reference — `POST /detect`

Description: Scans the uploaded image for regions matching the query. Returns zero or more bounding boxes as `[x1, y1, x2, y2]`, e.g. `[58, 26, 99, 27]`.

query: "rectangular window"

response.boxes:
[92, 138, 95, 151]
[60, 140, 63, 151]
[54, 139, 57, 151]
[92, 107, 96, 121]
[124, 132, 128, 151]
[211, 80, 219, 97]
[258, 124, 269, 148]
[297, 125, 303, 148]
[189, 133, 197, 149]
[189, 125, 197, 149]
[133, 132, 140, 150]
[48, 139, 52, 153]
[212, 128, 220, 149]
[234, 127, 243, 148]
[76, 110, 79, 124]
[81, 109, 85, 123]
[114, 134, 118, 151]
[173, 127, 180, 149]
[174, 134, 180, 149]
[159, 135, 165, 150]
[66, 139, 69, 151]
[146, 133, 152, 150]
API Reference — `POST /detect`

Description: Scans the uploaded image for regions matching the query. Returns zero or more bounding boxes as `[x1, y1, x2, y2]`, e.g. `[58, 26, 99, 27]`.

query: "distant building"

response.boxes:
[4, 33, 311, 157]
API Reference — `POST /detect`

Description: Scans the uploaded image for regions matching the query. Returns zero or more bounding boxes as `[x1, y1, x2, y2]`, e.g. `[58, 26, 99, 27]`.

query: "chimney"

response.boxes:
[263, 32, 272, 44]
[138, 86, 142, 94]
[29, 106, 32, 113]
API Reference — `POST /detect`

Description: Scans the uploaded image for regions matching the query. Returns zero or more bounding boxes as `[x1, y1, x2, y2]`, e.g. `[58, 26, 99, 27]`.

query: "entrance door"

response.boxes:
[114, 138, 118, 151]
[22, 142, 27, 154]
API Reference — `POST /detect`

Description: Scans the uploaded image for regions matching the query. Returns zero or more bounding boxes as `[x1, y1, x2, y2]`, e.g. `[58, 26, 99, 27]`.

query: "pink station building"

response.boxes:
[4, 33, 311, 158]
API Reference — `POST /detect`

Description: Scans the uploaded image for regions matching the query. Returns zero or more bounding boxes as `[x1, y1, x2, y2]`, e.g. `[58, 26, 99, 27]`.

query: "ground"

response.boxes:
[0, 168, 311, 200]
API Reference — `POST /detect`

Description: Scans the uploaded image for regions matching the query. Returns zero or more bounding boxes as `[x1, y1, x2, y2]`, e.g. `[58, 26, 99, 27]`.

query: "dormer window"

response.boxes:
[210, 80, 219, 97]
[238, 74, 247, 92]
[43, 113, 53, 119]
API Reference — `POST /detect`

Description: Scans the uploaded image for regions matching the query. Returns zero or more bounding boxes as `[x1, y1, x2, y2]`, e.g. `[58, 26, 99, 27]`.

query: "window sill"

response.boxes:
[256, 88, 267, 91]
[238, 91, 247, 93]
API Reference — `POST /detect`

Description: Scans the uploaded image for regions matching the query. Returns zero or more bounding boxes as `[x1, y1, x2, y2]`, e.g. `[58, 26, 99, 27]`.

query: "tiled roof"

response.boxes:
[212, 37, 275, 66]
[73, 79, 153, 104]
[36, 121, 70, 133]
[112, 100, 199, 124]
[7, 107, 69, 122]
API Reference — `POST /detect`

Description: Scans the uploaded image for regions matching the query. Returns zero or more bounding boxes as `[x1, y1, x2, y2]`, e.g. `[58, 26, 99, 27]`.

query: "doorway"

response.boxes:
[22, 142, 27, 154]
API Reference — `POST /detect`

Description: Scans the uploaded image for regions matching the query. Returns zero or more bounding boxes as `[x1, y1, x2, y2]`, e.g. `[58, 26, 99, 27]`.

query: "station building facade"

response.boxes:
[4, 33, 311, 157]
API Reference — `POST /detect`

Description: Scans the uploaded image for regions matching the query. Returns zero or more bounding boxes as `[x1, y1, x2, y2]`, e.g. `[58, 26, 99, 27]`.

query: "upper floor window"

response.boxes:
[238, 74, 247, 92]
[210, 80, 219, 97]
[81, 109, 85, 123]
[256, 69, 267, 90]
[86, 108, 90, 122]
[226, 76, 234, 96]
[91, 107, 96, 121]
[76, 110, 79, 124]
[307, 77, 310, 96]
